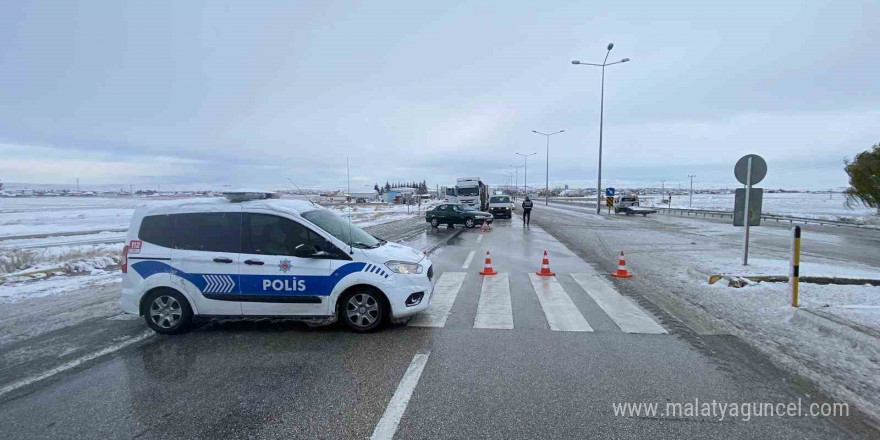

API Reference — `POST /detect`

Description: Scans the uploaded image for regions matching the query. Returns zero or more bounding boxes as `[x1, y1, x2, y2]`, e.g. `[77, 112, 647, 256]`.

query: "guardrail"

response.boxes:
[546, 199, 878, 230]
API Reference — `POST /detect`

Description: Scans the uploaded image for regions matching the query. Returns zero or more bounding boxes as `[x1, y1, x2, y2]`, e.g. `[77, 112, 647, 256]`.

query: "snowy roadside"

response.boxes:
[0, 197, 434, 303]
[604, 217, 880, 423]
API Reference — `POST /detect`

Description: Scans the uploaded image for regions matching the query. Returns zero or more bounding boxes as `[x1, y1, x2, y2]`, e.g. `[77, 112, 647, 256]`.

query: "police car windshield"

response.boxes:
[301, 209, 381, 248]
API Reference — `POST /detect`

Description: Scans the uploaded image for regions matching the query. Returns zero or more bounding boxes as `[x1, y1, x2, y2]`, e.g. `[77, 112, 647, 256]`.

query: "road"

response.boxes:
[0, 214, 876, 439]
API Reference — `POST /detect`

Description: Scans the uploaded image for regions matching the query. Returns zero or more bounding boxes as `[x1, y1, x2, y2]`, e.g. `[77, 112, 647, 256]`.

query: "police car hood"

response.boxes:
[361, 241, 425, 265]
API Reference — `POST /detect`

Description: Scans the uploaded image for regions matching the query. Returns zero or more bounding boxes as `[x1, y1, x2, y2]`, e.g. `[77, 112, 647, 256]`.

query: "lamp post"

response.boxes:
[508, 164, 524, 200]
[572, 43, 630, 214]
[516, 152, 536, 198]
[688, 175, 696, 207]
[532, 130, 565, 206]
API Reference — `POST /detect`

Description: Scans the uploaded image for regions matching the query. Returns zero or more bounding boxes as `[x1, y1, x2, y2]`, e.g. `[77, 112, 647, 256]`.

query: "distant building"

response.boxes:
[348, 191, 380, 202]
[384, 187, 416, 203]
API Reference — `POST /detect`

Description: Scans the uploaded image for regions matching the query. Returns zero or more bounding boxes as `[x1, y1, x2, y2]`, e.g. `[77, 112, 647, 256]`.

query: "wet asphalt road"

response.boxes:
[0, 215, 875, 439]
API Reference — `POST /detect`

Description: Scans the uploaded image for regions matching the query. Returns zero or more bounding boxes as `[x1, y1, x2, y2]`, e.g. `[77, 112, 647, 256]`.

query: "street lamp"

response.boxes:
[508, 164, 524, 200]
[516, 152, 536, 198]
[572, 43, 630, 214]
[532, 129, 565, 206]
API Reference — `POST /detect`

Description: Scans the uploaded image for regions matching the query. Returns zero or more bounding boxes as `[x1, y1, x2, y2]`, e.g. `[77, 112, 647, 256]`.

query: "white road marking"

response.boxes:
[371, 352, 431, 440]
[570, 274, 667, 334]
[529, 273, 593, 332]
[106, 313, 141, 321]
[0, 331, 155, 398]
[474, 273, 513, 329]
[462, 250, 475, 269]
[408, 272, 466, 327]
[476, 234, 483, 243]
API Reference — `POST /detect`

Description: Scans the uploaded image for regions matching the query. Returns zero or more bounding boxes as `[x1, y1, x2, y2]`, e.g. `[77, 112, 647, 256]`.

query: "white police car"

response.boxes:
[120, 192, 434, 334]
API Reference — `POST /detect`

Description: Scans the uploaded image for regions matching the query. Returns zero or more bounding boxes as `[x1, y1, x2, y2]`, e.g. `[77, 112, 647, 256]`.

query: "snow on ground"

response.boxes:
[0, 196, 144, 238]
[700, 257, 880, 280]
[0, 196, 433, 304]
[642, 192, 878, 224]
[599, 213, 880, 418]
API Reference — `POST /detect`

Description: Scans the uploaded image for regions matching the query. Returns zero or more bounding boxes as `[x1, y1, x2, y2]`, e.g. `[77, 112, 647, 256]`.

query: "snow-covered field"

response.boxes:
[0, 196, 435, 303]
[604, 213, 880, 418]
[643, 192, 878, 224]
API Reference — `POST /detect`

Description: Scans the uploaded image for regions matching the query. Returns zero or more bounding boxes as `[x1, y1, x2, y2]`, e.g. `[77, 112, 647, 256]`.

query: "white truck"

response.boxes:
[613, 194, 657, 216]
[456, 177, 489, 211]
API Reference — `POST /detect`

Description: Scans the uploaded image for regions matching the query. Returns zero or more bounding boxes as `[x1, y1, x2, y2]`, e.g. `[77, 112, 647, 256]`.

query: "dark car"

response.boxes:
[425, 203, 494, 228]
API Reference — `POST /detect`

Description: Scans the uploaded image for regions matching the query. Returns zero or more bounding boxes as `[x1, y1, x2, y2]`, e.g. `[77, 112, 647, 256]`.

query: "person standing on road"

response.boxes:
[521, 196, 533, 227]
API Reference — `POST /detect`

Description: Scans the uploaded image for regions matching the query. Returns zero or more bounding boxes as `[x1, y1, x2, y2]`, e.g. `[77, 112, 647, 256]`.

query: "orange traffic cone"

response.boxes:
[536, 250, 555, 276]
[611, 251, 633, 278]
[479, 250, 498, 275]
[480, 219, 491, 232]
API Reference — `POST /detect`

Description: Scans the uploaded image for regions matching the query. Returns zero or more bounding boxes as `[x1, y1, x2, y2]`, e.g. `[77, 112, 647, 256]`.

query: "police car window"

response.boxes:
[138, 215, 172, 248]
[172, 212, 241, 253]
[244, 214, 310, 256]
[301, 209, 380, 248]
[438, 205, 448, 211]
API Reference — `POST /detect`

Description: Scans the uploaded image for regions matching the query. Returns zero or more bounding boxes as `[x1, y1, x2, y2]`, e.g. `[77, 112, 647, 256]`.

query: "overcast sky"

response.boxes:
[0, 0, 876, 191]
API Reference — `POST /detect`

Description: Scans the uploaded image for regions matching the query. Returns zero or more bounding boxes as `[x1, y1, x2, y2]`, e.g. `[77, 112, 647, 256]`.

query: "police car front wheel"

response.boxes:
[144, 289, 193, 335]
[341, 290, 386, 332]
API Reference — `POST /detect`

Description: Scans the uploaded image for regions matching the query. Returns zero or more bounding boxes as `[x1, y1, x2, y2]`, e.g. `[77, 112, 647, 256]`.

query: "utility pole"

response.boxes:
[516, 152, 536, 198]
[688, 175, 696, 207]
[532, 130, 564, 206]
[76, 177, 80, 192]
[508, 165, 524, 200]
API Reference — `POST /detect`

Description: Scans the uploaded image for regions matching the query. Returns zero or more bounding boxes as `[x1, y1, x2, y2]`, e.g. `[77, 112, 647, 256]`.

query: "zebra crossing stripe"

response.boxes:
[408, 272, 466, 328]
[570, 274, 666, 334]
[529, 273, 593, 332]
[474, 273, 513, 329]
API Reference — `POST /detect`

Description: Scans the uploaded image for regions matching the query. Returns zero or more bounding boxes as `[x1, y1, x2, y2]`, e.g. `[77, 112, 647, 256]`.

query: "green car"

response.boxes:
[425, 203, 494, 228]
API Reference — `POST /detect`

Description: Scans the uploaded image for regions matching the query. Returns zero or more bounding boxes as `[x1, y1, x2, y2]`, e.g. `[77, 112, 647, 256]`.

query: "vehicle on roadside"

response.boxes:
[425, 203, 493, 228]
[120, 191, 434, 334]
[442, 186, 459, 204]
[456, 177, 489, 210]
[613, 194, 657, 216]
[487, 195, 514, 218]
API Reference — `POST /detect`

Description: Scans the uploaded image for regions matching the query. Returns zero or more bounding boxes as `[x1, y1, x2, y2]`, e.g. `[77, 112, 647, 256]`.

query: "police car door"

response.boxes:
[238, 212, 331, 316]
[169, 207, 242, 316]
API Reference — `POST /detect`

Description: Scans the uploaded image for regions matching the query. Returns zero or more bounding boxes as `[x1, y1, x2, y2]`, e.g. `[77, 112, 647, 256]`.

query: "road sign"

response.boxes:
[606, 196, 614, 207]
[733, 188, 763, 226]
[734, 154, 767, 185]
[734, 154, 767, 266]
[605, 187, 615, 197]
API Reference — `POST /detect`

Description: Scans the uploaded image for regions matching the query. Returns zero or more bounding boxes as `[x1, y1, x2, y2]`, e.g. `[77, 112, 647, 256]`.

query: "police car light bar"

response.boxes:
[222, 190, 282, 202]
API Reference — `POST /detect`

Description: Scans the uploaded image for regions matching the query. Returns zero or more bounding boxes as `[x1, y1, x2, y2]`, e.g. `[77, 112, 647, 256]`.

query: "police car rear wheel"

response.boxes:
[144, 290, 192, 335]
[342, 290, 385, 332]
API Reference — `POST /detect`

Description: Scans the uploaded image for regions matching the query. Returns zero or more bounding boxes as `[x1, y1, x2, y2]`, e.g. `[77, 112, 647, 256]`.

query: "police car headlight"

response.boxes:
[385, 261, 423, 274]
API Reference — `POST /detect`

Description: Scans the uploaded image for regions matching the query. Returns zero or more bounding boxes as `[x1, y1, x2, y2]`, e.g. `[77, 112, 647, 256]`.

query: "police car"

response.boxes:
[120, 191, 434, 334]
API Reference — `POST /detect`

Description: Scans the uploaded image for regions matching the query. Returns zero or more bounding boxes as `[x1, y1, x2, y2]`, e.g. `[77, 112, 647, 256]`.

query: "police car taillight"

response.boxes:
[121, 245, 130, 273]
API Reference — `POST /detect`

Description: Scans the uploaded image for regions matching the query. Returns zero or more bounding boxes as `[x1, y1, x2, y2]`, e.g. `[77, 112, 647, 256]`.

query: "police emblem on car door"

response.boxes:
[238, 213, 331, 315]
